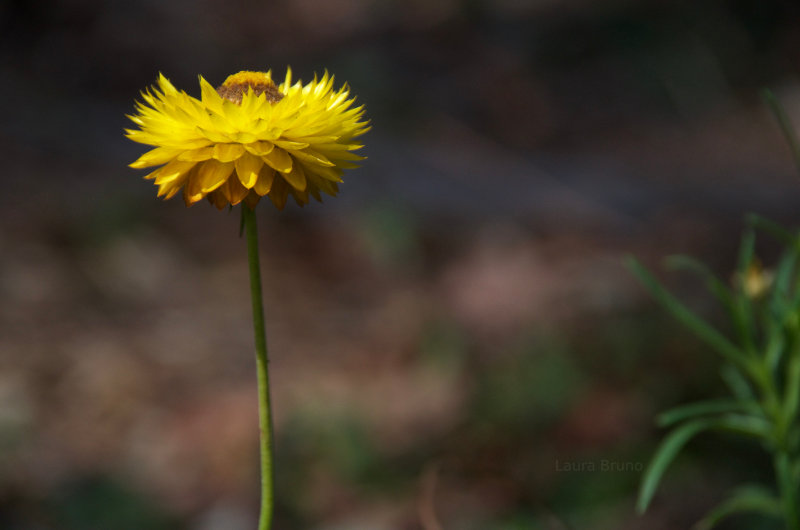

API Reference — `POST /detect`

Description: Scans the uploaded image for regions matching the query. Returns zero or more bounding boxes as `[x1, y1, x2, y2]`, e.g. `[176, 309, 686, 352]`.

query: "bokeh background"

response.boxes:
[3, 0, 800, 528]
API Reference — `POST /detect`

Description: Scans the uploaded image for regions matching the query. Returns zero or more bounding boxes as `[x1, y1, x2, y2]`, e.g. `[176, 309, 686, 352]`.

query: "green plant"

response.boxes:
[629, 215, 800, 529]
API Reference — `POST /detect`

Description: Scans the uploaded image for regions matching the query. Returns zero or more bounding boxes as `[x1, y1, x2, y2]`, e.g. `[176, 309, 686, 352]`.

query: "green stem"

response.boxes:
[775, 451, 800, 530]
[753, 332, 800, 530]
[243, 204, 274, 530]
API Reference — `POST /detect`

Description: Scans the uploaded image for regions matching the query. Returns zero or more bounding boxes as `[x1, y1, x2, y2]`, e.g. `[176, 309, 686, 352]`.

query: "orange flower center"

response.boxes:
[216, 71, 284, 105]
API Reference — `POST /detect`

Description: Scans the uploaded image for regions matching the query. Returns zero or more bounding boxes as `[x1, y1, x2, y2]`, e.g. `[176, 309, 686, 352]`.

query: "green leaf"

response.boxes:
[774, 452, 800, 528]
[769, 249, 797, 314]
[764, 249, 800, 372]
[761, 88, 800, 176]
[657, 399, 761, 428]
[721, 363, 756, 401]
[693, 484, 782, 530]
[783, 352, 800, 430]
[638, 415, 772, 514]
[713, 414, 773, 439]
[638, 419, 713, 514]
[763, 331, 786, 378]
[665, 256, 753, 347]
[792, 456, 800, 482]
[733, 229, 758, 350]
[626, 256, 749, 370]
[747, 214, 799, 249]
[665, 255, 736, 310]
[736, 227, 756, 277]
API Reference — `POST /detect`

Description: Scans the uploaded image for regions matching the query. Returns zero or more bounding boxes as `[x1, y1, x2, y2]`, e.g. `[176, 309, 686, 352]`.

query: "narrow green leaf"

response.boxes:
[713, 414, 773, 438]
[657, 399, 761, 428]
[783, 352, 800, 429]
[792, 456, 800, 482]
[770, 250, 797, 313]
[762, 88, 800, 176]
[747, 214, 799, 248]
[736, 227, 756, 278]
[638, 419, 714, 513]
[665, 255, 735, 310]
[694, 484, 782, 530]
[721, 364, 756, 401]
[774, 452, 800, 528]
[638, 415, 772, 514]
[665, 256, 753, 348]
[763, 330, 786, 377]
[626, 256, 749, 369]
[733, 228, 757, 350]
[765, 250, 799, 373]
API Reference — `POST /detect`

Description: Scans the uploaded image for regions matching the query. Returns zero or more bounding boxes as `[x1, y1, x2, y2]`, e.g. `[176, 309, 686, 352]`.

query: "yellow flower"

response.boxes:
[741, 261, 773, 299]
[126, 70, 369, 210]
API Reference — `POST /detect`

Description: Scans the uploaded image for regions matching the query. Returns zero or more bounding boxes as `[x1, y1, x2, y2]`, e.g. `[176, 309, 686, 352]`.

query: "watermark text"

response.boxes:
[554, 459, 643, 473]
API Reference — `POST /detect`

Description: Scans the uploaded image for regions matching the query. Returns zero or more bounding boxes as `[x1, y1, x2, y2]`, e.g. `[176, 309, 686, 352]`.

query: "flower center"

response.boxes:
[216, 71, 284, 105]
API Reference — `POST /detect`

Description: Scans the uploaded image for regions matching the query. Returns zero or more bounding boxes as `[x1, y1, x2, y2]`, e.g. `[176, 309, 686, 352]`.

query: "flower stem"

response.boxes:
[243, 204, 274, 530]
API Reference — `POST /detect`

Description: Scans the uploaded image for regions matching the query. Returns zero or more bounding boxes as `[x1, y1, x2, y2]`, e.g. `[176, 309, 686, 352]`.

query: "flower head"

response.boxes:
[126, 69, 369, 209]
[741, 260, 773, 299]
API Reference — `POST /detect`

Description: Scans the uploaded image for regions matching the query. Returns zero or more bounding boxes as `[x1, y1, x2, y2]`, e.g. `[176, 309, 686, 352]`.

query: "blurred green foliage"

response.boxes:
[50, 475, 177, 530]
[631, 217, 800, 529]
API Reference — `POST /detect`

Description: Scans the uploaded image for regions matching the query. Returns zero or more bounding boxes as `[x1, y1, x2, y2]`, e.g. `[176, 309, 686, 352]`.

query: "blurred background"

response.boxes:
[2, 0, 800, 528]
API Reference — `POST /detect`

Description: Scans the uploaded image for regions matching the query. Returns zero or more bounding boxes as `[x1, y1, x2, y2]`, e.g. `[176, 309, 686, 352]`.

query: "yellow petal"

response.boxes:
[157, 73, 178, 97]
[218, 182, 232, 204]
[281, 162, 307, 191]
[262, 148, 292, 173]
[313, 175, 339, 197]
[281, 67, 293, 91]
[177, 146, 214, 162]
[183, 184, 201, 206]
[292, 149, 335, 167]
[199, 160, 234, 193]
[153, 160, 196, 185]
[196, 126, 230, 144]
[160, 164, 197, 200]
[208, 189, 229, 210]
[234, 152, 264, 188]
[185, 160, 233, 203]
[158, 179, 183, 199]
[245, 141, 274, 156]
[239, 90, 263, 115]
[254, 165, 276, 196]
[130, 146, 183, 168]
[226, 175, 249, 205]
[302, 163, 342, 182]
[244, 190, 261, 209]
[289, 186, 309, 206]
[213, 143, 246, 162]
[199, 76, 224, 115]
[285, 135, 338, 144]
[232, 131, 259, 144]
[269, 177, 289, 210]
[273, 139, 309, 151]
[307, 183, 321, 201]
